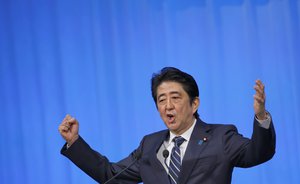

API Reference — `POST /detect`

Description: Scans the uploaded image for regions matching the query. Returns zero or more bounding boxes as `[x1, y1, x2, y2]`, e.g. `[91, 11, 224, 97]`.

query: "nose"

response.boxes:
[166, 98, 174, 110]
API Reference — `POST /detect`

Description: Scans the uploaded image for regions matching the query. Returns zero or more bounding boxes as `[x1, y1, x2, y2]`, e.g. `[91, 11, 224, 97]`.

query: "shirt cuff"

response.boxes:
[65, 135, 79, 149]
[255, 112, 271, 129]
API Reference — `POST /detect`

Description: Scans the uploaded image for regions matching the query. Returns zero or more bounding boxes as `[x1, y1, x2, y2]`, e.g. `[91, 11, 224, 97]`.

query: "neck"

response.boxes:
[172, 117, 196, 135]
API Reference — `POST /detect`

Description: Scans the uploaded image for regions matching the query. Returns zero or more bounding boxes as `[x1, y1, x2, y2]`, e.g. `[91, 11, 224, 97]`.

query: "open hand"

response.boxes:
[253, 80, 267, 120]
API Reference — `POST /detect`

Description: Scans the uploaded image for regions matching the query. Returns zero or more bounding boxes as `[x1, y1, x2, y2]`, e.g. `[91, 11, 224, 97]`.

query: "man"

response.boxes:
[59, 67, 275, 184]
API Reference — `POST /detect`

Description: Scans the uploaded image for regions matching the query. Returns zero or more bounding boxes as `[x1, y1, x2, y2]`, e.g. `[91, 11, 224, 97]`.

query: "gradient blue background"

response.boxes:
[1, 0, 299, 183]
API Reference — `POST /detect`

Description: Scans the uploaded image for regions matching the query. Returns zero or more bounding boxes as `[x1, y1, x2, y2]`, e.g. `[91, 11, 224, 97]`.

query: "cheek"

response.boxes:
[157, 106, 164, 115]
[179, 105, 193, 115]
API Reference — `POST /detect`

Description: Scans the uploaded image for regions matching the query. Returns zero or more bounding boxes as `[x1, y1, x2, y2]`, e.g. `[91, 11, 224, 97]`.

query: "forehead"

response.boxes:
[157, 81, 186, 96]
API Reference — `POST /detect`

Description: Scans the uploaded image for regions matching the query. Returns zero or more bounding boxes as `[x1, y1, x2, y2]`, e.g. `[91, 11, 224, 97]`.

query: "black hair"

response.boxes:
[151, 67, 199, 119]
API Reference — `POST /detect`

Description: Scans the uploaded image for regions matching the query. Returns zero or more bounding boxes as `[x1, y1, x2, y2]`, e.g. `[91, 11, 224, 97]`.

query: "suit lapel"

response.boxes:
[179, 119, 212, 184]
[147, 130, 171, 183]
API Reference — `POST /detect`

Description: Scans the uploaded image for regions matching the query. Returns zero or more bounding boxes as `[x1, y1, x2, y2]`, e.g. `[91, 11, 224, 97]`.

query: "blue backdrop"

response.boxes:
[0, 0, 299, 183]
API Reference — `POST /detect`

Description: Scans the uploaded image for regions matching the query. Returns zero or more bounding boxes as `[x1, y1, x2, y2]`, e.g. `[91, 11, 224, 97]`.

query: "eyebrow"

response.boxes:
[157, 91, 181, 99]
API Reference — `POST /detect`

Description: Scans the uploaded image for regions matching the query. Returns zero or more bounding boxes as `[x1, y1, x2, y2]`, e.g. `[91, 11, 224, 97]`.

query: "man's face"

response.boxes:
[156, 81, 199, 135]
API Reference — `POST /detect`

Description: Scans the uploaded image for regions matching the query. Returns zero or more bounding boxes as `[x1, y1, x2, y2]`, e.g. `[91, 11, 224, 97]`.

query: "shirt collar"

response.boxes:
[167, 118, 197, 145]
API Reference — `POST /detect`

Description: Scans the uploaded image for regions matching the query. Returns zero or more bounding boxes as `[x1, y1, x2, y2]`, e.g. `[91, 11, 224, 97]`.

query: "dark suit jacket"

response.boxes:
[61, 118, 275, 184]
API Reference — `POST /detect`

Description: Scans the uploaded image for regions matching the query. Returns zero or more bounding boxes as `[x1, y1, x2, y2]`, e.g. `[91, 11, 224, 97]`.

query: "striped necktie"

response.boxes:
[169, 136, 185, 184]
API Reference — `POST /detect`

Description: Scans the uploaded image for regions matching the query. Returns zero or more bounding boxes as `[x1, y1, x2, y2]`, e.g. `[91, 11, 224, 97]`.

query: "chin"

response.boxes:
[167, 124, 178, 131]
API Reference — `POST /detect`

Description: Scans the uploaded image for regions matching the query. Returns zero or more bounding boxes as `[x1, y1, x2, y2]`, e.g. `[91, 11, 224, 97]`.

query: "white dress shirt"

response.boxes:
[157, 119, 197, 172]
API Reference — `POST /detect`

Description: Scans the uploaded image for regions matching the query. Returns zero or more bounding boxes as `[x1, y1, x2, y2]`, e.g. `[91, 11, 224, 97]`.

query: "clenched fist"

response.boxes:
[58, 114, 79, 146]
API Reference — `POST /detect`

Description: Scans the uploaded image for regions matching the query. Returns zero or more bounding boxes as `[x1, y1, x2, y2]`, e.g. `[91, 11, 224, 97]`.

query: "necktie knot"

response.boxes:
[173, 136, 185, 147]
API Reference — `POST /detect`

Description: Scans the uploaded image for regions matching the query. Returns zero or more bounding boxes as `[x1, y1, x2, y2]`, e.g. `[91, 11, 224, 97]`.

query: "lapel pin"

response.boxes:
[198, 137, 208, 145]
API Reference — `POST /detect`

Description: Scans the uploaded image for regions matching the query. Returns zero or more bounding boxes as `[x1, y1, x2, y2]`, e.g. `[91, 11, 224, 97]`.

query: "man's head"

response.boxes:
[151, 67, 200, 135]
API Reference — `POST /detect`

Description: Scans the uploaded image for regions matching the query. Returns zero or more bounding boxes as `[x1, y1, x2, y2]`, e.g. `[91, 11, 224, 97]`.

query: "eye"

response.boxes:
[158, 98, 166, 103]
[172, 96, 180, 100]
[170, 96, 179, 103]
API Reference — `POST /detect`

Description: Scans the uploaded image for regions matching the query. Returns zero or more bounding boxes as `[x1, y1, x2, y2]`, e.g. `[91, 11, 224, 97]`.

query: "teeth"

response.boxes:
[166, 112, 175, 120]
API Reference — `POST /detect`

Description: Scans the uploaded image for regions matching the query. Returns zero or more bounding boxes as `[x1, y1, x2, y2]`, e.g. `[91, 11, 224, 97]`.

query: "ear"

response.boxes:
[192, 97, 200, 114]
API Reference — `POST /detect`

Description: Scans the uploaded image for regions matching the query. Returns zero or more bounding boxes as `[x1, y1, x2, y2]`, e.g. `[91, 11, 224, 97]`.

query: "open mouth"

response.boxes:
[166, 113, 175, 123]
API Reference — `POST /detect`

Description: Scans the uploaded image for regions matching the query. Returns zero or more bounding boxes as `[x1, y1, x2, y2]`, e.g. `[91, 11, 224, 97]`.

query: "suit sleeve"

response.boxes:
[61, 136, 143, 183]
[223, 116, 276, 168]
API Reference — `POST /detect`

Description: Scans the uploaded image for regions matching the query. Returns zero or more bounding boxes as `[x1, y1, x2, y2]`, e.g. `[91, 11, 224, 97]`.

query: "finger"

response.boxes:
[60, 116, 70, 128]
[255, 79, 263, 85]
[254, 80, 265, 93]
[254, 86, 264, 97]
[255, 80, 265, 92]
[254, 86, 264, 99]
[68, 117, 77, 124]
[254, 94, 265, 104]
[60, 123, 71, 130]
[255, 80, 264, 89]
[63, 119, 76, 129]
[61, 115, 75, 125]
[59, 115, 74, 135]
[58, 125, 69, 133]
[65, 114, 72, 121]
[65, 123, 71, 129]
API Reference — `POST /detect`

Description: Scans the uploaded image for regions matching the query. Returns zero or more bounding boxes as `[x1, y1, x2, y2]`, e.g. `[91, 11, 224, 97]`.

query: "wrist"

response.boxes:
[256, 111, 267, 120]
[67, 134, 79, 147]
